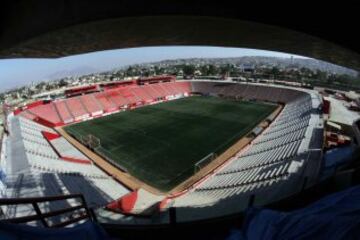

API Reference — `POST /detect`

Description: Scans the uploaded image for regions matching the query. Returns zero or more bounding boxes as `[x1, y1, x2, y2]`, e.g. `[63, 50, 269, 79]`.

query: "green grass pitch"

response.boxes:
[64, 96, 277, 191]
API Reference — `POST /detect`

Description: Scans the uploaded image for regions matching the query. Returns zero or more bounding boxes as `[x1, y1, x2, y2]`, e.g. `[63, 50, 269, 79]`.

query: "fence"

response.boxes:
[0, 194, 94, 228]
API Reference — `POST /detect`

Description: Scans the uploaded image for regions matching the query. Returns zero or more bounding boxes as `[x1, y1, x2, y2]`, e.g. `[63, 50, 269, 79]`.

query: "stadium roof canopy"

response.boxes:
[0, 1, 359, 71]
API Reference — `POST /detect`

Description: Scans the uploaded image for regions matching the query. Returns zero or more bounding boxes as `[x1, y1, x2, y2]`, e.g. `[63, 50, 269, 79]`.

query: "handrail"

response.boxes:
[0, 193, 83, 204]
[0, 193, 94, 228]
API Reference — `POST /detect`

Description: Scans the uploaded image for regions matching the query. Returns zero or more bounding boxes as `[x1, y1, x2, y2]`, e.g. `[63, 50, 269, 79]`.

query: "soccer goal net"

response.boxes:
[194, 152, 217, 173]
[81, 134, 101, 150]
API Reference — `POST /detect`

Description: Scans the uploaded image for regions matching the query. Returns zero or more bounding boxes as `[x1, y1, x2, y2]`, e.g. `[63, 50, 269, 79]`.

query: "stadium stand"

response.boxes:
[17, 81, 191, 127]
[140, 85, 158, 100]
[104, 90, 129, 107]
[116, 87, 139, 105]
[54, 100, 74, 123]
[94, 92, 117, 112]
[27, 103, 62, 126]
[130, 87, 153, 103]
[79, 94, 103, 117]
[148, 83, 168, 98]
[159, 83, 174, 96]
[2, 80, 324, 224]
[168, 82, 324, 221]
[174, 81, 191, 94]
[0, 115, 129, 223]
[18, 110, 36, 121]
[65, 97, 89, 120]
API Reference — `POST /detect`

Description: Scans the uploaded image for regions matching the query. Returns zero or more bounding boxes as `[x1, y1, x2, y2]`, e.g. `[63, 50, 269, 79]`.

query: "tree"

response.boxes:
[183, 65, 196, 76]
[270, 67, 280, 76]
[207, 64, 218, 75]
[314, 70, 327, 81]
[220, 64, 232, 75]
[200, 65, 209, 76]
[154, 66, 165, 75]
[45, 84, 52, 91]
[58, 79, 68, 87]
[125, 66, 134, 77]
[142, 69, 150, 77]
[36, 81, 46, 90]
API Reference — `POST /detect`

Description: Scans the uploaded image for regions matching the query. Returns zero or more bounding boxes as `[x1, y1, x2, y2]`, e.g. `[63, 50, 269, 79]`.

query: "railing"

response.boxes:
[0, 194, 94, 228]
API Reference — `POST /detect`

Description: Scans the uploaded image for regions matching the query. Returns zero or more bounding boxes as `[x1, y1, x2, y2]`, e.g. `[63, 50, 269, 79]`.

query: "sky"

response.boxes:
[0, 46, 307, 92]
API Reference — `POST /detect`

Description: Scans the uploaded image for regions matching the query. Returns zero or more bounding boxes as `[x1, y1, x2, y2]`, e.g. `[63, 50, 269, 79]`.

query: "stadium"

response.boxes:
[1, 3, 360, 238]
[1, 76, 326, 224]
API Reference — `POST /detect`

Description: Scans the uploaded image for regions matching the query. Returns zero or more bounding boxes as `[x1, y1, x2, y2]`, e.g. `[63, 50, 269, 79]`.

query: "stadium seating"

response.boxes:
[94, 92, 117, 112]
[159, 83, 174, 96]
[104, 90, 128, 107]
[65, 97, 89, 120]
[1, 171, 129, 223]
[54, 100, 74, 123]
[130, 87, 153, 102]
[1, 115, 129, 221]
[18, 81, 192, 127]
[3, 80, 322, 223]
[147, 83, 168, 98]
[142, 84, 161, 99]
[171, 81, 323, 221]
[174, 81, 191, 94]
[116, 87, 140, 104]
[5, 116, 118, 179]
[79, 94, 103, 116]
[28, 103, 62, 125]
[19, 110, 37, 121]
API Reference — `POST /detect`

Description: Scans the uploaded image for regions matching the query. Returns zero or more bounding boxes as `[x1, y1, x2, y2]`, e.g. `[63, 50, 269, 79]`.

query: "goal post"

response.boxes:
[81, 134, 101, 149]
[194, 152, 217, 173]
[89, 135, 101, 149]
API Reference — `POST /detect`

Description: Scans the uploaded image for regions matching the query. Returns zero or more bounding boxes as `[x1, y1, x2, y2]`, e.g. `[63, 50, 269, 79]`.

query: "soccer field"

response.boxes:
[64, 96, 277, 191]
